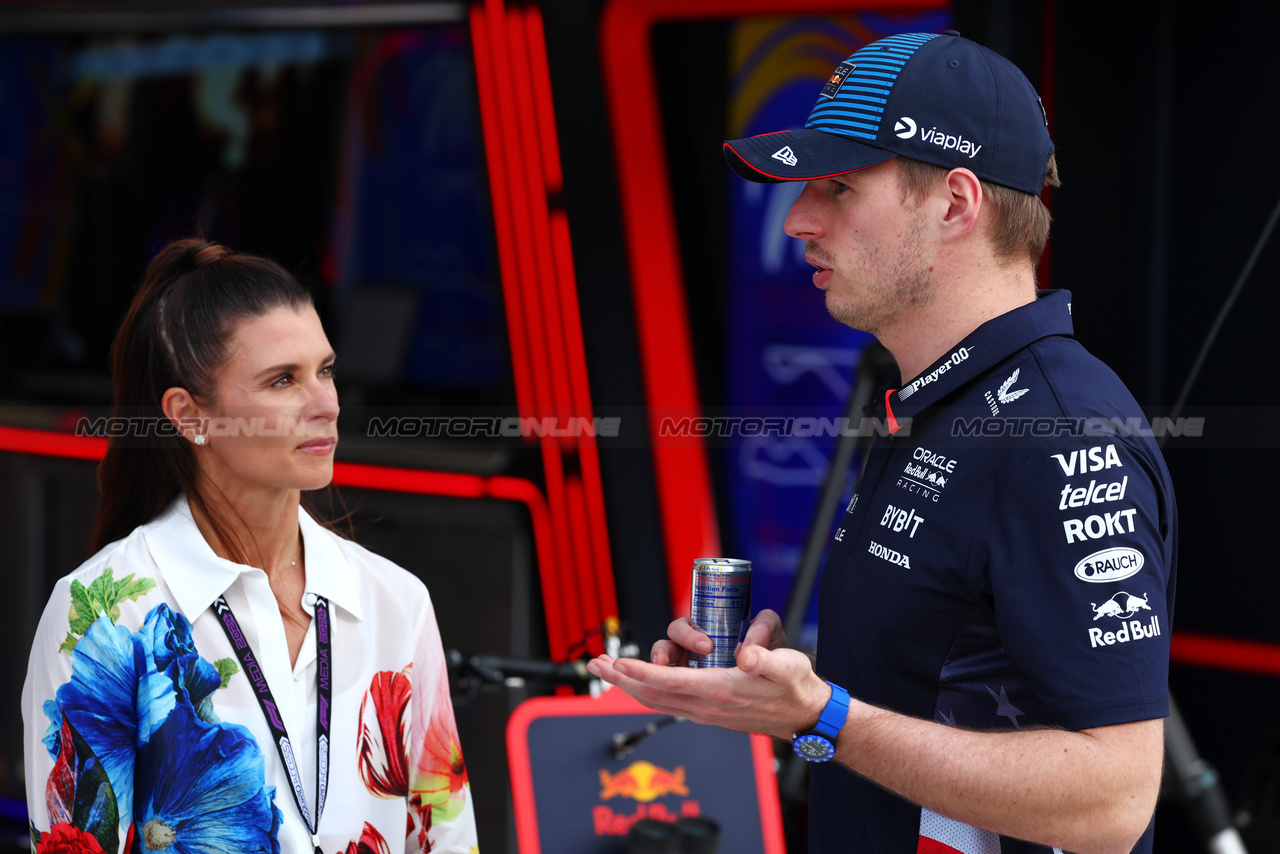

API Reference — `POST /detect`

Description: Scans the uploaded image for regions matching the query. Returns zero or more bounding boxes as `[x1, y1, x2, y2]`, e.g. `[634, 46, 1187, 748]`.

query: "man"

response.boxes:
[587, 31, 1176, 854]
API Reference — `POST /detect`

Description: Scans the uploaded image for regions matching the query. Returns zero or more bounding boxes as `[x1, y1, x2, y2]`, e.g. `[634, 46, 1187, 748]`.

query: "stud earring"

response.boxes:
[193, 435, 207, 446]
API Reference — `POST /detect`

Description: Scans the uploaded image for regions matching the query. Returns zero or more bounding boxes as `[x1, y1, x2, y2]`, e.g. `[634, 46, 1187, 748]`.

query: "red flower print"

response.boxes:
[407, 794, 434, 852]
[406, 597, 475, 851]
[46, 718, 79, 826]
[43, 716, 119, 854]
[35, 824, 108, 854]
[358, 667, 412, 798]
[410, 642, 469, 841]
[337, 822, 390, 854]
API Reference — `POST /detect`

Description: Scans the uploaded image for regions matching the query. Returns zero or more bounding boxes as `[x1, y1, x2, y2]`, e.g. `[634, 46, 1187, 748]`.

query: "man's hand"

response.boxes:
[590, 608, 1162, 854]
[587, 609, 828, 740]
[650, 608, 790, 666]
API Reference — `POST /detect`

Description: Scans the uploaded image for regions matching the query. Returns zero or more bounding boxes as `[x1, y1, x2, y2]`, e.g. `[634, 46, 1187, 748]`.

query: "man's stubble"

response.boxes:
[818, 213, 935, 337]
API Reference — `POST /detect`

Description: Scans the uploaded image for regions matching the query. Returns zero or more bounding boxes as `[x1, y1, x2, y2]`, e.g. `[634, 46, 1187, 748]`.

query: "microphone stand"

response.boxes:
[777, 344, 895, 807]
[446, 649, 591, 691]
[1163, 697, 1247, 854]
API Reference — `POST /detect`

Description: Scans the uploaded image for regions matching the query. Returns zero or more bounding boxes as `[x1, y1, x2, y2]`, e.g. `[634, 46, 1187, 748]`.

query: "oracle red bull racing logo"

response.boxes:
[1088, 591, 1160, 648]
[593, 761, 701, 836]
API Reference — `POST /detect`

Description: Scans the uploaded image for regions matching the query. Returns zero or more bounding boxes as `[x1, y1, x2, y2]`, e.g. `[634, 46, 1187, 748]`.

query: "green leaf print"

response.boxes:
[214, 657, 240, 689]
[66, 581, 98, 637]
[60, 567, 156, 654]
[86, 567, 156, 623]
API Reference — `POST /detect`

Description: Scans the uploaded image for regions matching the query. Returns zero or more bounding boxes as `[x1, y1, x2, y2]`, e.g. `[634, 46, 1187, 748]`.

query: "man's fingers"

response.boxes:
[741, 620, 774, 649]
[650, 639, 687, 666]
[651, 617, 712, 664]
[588, 650, 818, 739]
[742, 609, 786, 649]
[736, 644, 776, 675]
[586, 654, 617, 682]
[736, 644, 815, 683]
[667, 617, 714, 655]
[590, 657, 708, 719]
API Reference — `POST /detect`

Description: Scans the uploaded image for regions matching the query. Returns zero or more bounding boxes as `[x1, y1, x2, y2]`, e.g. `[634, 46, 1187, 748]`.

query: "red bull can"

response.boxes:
[688, 558, 752, 668]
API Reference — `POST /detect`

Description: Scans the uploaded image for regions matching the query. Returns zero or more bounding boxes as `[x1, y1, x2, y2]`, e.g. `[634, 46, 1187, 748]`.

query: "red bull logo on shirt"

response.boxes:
[1091, 591, 1150, 620]
[594, 761, 701, 836]
[1087, 592, 1159, 648]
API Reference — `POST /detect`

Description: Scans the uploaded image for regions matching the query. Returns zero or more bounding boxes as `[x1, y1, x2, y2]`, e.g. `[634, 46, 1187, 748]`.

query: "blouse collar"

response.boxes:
[141, 495, 364, 622]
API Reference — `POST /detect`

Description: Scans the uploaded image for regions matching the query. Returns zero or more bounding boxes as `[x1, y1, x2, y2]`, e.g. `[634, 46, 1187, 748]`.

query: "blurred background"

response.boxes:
[1, 0, 1278, 851]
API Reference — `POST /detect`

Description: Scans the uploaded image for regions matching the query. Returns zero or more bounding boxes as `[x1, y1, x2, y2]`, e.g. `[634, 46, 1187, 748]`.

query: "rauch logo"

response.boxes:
[1074, 547, 1144, 583]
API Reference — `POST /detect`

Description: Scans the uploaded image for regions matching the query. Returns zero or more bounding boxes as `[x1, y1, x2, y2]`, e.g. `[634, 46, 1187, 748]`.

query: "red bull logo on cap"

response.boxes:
[593, 761, 701, 836]
[819, 61, 857, 99]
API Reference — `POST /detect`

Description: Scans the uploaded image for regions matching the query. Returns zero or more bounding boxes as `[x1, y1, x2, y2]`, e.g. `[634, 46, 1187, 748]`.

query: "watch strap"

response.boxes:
[812, 681, 850, 740]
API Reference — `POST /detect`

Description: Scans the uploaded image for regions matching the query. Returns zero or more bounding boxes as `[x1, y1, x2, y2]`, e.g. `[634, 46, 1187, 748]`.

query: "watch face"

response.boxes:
[794, 734, 834, 762]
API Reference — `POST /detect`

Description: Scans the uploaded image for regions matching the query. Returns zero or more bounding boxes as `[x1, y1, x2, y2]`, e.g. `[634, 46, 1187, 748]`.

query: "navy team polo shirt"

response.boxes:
[810, 289, 1177, 854]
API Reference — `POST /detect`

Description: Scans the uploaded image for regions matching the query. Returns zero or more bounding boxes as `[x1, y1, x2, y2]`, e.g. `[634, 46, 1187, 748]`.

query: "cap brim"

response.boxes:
[723, 128, 895, 183]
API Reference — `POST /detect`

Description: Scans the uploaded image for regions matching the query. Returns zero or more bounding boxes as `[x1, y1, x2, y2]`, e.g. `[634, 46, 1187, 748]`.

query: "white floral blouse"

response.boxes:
[22, 497, 479, 854]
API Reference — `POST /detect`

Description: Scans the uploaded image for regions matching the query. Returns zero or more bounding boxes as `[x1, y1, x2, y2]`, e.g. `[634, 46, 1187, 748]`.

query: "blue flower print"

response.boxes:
[133, 704, 281, 854]
[47, 614, 175, 823]
[138, 605, 222, 722]
[42, 700, 63, 757]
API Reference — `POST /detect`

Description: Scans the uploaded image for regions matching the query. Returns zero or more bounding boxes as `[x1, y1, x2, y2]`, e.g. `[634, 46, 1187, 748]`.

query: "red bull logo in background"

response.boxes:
[599, 760, 689, 802]
[594, 761, 701, 836]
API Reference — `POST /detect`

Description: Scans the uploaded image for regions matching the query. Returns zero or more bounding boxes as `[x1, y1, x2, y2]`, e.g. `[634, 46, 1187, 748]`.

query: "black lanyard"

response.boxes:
[213, 594, 332, 853]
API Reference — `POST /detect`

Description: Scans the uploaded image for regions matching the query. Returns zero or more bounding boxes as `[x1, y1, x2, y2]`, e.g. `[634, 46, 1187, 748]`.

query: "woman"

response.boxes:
[22, 239, 478, 854]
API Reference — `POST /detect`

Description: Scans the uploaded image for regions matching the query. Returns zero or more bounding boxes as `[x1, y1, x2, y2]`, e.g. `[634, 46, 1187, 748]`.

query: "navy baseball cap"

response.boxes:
[723, 31, 1054, 195]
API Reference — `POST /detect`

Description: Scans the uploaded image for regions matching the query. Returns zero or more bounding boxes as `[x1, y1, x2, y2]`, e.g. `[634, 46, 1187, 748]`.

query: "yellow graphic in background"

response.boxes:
[728, 17, 888, 138]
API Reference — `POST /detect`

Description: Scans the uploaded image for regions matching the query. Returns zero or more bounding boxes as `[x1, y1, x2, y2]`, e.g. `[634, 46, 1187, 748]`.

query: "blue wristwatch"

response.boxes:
[792, 681, 850, 762]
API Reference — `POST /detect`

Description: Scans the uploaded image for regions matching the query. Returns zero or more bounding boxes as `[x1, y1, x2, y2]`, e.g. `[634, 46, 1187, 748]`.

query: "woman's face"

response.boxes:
[193, 305, 339, 502]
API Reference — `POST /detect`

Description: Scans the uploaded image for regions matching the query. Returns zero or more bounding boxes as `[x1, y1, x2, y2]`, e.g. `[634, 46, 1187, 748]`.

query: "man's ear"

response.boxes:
[162, 387, 206, 445]
[940, 167, 983, 242]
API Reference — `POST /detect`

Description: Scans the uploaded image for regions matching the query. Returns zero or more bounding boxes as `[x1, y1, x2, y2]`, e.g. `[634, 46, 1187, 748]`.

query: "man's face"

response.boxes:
[783, 159, 936, 336]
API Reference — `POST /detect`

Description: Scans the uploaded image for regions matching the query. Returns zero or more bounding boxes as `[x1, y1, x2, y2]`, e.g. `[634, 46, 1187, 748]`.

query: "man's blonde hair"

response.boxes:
[895, 154, 1061, 267]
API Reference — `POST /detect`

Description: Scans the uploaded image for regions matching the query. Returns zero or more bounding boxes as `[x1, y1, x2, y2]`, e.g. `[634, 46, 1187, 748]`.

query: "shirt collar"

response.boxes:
[298, 504, 363, 620]
[141, 495, 364, 622]
[881, 289, 1074, 430]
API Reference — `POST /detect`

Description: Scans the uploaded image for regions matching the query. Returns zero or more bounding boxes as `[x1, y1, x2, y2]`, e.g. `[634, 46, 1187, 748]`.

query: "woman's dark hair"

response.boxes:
[91, 238, 315, 559]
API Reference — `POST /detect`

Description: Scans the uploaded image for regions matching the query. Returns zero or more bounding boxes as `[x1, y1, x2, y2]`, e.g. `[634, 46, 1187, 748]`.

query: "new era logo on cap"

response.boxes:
[772, 146, 798, 167]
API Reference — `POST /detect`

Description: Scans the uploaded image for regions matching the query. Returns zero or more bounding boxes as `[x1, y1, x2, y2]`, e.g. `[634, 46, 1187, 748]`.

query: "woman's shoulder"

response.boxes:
[59, 519, 162, 592]
[34, 516, 173, 657]
[58, 499, 198, 589]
